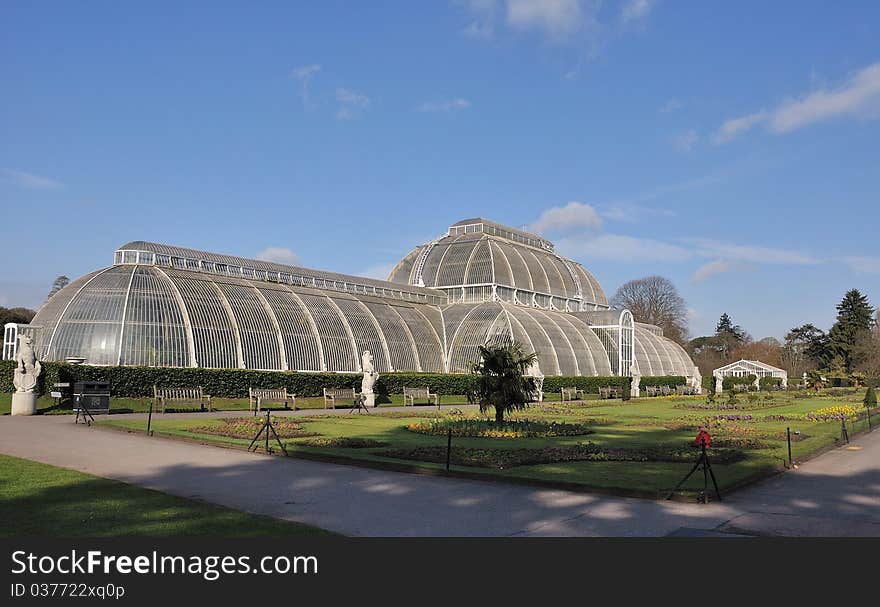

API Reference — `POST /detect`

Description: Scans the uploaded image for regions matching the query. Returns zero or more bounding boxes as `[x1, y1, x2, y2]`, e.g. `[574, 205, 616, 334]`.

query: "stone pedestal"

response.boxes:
[363, 393, 376, 408]
[11, 392, 38, 416]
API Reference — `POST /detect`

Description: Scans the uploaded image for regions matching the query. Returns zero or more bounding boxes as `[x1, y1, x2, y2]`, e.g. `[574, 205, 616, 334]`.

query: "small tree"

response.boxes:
[865, 386, 877, 410]
[471, 341, 537, 424]
[806, 370, 825, 392]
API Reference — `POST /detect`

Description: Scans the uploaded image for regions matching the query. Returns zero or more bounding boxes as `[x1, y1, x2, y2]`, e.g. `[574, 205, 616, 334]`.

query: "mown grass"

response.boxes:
[0, 392, 486, 415]
[0, 454, 333, 537]
[98, 390, 879, 498]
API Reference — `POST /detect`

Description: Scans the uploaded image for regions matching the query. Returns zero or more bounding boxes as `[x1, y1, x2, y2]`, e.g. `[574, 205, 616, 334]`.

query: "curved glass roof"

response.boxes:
[23, 230, 698, 382]
[387, 219, 608, 311]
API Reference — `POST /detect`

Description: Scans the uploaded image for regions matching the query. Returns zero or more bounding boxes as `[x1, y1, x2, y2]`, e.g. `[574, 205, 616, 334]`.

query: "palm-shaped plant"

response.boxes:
[806, 370, 825, 392]
[470, 341, 538, 424]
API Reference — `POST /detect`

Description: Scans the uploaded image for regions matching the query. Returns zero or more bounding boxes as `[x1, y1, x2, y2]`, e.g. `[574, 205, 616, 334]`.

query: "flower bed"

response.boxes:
[190, 417, 318, 439]
[805, 405, 860, 421]
[377, 443, 746, 469]
[405, 418, 594, 439]
[295, 437, 388, 449]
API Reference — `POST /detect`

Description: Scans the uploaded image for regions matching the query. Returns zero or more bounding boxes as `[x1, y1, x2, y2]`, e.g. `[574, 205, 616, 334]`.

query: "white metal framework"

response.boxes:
[15, 218, 700, 384]
[714, 360, 788, 384]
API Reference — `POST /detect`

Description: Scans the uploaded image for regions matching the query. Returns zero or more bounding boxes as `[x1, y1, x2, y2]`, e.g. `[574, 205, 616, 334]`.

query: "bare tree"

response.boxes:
[47, 275, 69, 300]
[611, 275, 689, 344]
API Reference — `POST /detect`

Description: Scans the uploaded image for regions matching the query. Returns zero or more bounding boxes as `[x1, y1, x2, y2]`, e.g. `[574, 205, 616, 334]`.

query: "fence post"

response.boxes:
[446, 428, 452, 471]
[147, 400, 153, 437]
[786, 427, 792, 468]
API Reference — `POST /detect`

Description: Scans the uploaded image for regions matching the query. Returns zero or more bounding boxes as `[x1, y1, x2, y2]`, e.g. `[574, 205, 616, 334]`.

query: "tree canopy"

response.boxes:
[470, 341, 538, 424]
[610, 275, 689, 344]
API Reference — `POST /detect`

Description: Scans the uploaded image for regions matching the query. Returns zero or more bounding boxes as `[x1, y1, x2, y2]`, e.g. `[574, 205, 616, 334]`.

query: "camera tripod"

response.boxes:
[349, 394, 371, 414]
[248, 410, 289, 456]
[667, 439, 721, 503]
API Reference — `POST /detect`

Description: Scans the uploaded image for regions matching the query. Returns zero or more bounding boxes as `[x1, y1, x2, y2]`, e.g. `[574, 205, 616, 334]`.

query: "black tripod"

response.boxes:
[74, 405, 96, 426]
[248, 410, 289, 456]
[667, 439, 721, 503]
[349, 394, 370, 414]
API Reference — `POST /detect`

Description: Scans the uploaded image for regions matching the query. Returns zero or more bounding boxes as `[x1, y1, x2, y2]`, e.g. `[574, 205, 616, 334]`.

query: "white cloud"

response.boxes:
[1, 168, 63, 190]
[291, 64, 321, 108]
[671, 129, 698, 152]
[659, 98, 682, 113]
[530, 201, 603, 235]
[557, 233, 691, 262]
[684, 238, 818, 265]
[839, 256, 880, 274]
[713, 110, 767, 144]
[770, 62, 880, 133]
[506, 0, 585, 40]
[357, 262, 397, 280]
[691, 259, 740, 283]
[416, 98, 471, 113]
[336, 87, 370, 120]
[456, 0, 497, 39]
[621, 0, 656, 25]
[256, 247, 301, 266]
[599, 203, 675, 222]
[714, 61, 880, 142]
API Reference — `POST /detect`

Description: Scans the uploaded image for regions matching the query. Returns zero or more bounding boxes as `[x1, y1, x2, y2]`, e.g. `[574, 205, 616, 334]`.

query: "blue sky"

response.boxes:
[1, 1, 878, 339]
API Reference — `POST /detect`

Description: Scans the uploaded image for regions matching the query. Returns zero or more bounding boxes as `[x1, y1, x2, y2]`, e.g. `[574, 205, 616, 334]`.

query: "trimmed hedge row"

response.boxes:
[723, 374, 757, 390]
[639, 376, 686, 389]
[0, 361, 637, 399]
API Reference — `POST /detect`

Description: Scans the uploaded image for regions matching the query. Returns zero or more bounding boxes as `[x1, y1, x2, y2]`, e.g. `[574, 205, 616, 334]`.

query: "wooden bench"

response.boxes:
[599, 386, 621, 399]
[561, 387, 585, 402]
[645, 385, 659, 397]
[153, 385, 212, 413]
[249, 387, 296, 413]
[323, 387, 358, 409]
[403, 386, 440, 408]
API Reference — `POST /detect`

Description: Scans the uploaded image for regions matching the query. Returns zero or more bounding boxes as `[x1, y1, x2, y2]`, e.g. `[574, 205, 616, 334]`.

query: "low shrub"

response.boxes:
[406, 418, 594, 439]
[190, 417, 318, 439]
[295, 437, 387, 449]
[377, 443, 746, 469]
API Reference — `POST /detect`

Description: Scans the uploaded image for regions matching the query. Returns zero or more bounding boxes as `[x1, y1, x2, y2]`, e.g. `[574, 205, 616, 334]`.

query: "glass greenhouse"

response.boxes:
[7, 218, 700, 386]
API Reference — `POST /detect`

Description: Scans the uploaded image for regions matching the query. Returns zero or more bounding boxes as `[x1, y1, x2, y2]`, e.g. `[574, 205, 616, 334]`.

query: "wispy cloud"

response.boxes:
[670, 129, 698, 152]
[714, 61, 880, 142]
[691, 259, 741, 283]
[1, 168, 63, 190]
[357, 262, 396, 280]
[256, 247, 301, 266]
[598, 203, 675, 222]
[684, 238, 818, 265]
[839, 256, 880, 274]
[713, 110, 767, 144]
[290, 64, 321, 108]
[456, 0, 497, 39]
[659, 98, 682, 113]
[416, 98, 471, 113]
[530, 201, 603, 235]
[506, 0, 587, 41]
[557, 233, 691, 262]
[620, 0, 657, 26]
[336, 87, 370, 120]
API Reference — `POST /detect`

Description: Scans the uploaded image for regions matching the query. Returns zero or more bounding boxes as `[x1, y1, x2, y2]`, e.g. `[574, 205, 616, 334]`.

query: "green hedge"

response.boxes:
[639, 376, 686, 389]
[0, 361, 633, 399]
[722, 374, 757, 390]
[759, 376, 783, 390]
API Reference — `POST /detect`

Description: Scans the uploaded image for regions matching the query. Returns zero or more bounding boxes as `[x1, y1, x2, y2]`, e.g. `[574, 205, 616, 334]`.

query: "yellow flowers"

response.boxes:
[806, 405, 860, 421]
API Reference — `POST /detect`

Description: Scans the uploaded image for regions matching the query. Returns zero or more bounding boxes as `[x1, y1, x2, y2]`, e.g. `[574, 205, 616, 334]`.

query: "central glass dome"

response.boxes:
[388, 218, 608, 312]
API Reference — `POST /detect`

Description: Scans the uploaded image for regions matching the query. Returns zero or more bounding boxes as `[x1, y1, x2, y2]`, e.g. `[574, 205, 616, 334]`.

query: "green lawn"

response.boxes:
[0, 454, 333, 536]
[99, 390, 879, 499]
[0, 392, 484, 415]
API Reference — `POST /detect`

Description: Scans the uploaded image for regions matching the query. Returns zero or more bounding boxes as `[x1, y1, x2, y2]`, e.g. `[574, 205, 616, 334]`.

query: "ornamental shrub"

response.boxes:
[0, 360, 636, 399]
[865, 386, 877, 410]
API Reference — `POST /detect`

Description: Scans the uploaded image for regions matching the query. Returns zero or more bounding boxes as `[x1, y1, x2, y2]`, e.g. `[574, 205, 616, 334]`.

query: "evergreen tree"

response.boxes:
[828, 289, 875, 372]
[47, 275, 69, 300]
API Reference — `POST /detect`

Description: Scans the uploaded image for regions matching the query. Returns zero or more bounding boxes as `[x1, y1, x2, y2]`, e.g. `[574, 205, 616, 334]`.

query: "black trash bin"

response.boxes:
[73, 381, 111, 415]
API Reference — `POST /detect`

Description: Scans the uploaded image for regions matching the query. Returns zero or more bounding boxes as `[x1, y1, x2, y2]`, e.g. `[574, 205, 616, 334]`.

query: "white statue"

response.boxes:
[360, 350, 379, 407]
[526, 359, 544, 403]
[714, 371, 723, 395]
[691, 366, 703, 395]
[11, 335, 41, 415]
[629, 363, 641, 398]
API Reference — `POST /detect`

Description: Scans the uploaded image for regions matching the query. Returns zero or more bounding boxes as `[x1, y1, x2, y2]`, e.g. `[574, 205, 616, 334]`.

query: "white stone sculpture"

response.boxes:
[691, 366, 703, 395]
[360, 350, 379, 407]
[12, 335, 41, 416]
[714, 371, 723, 395]
[629, 363, 641, 398]
[526, 359, 544, 403]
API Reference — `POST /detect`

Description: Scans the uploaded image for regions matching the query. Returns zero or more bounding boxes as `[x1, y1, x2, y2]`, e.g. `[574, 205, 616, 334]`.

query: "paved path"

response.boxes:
[1, 414, 878, 536]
